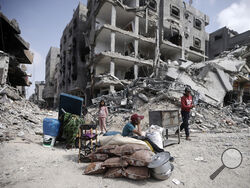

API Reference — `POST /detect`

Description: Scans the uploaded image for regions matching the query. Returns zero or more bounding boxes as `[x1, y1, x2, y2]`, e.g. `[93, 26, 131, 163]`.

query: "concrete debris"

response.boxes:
[160, 46, 249, 106]
[0, 84, 57, 142]
[138, 93, 149, 103]
[86, 47, 249, 133]
[94, 74, 130, 88]
[0, 85, 22, 100]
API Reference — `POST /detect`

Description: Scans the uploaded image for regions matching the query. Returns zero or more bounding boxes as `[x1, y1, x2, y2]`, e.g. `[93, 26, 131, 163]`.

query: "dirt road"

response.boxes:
[0, 131, 249, 188]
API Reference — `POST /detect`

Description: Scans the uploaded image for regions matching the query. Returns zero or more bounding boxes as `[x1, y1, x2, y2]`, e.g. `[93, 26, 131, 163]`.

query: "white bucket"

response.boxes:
[43, 135, 56, 147]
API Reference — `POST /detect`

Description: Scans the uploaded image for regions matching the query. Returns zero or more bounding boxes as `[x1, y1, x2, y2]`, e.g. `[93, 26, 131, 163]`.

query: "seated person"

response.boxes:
[122, 114, 144, 137]
[122, 113, 164, 153]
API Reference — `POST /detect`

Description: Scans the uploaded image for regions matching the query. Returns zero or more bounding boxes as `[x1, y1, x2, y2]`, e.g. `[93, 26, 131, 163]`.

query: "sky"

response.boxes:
[0, 0, 250, 98]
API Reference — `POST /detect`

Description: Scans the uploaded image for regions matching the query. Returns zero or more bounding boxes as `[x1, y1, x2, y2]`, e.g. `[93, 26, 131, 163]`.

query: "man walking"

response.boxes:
[176, 87, 194, 140]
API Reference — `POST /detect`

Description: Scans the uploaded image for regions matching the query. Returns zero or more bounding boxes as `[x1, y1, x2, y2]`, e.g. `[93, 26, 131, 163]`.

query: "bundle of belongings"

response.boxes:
[83, 134, 174, 180]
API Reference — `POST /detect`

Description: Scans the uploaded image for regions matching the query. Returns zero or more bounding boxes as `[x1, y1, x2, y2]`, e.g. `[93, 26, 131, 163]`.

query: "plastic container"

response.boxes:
[43, 118, 61, 137]
[43, 135, 56, 147]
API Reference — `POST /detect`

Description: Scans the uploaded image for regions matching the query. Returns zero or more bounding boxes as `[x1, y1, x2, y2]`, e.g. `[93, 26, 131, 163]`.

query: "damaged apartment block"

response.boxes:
[82, 0, 209, 102]
[54, 1, 209, 105]
[51, 1, 249, 108]
[0, 13, 33, 97]
[57, 3, 89, 100]
[43, 47, 60, 108]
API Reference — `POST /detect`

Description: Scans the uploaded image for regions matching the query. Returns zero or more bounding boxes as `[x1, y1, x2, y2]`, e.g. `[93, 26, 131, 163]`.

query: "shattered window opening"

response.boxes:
[194, 18, 202, 30]
[73, 18, 77, 29]
[148, 0, 157, 11]
[64, 35, 66, 44]
[214, 35, 223, 41]
[171, 5, 180, 19]
[193, 37, 201, 49]
[139, 0, 146, 6]
[69, 28, 72, 37]
[184, 12, 189, 19]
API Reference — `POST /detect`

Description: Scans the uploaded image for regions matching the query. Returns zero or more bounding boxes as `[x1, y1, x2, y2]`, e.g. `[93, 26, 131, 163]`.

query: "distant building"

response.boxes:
[209, 27, 250, 59]
[0, 12, 33, 97]
[57, 3, 88, 100]
[34, 81, 45, 102]
[43, 47, 60, 108]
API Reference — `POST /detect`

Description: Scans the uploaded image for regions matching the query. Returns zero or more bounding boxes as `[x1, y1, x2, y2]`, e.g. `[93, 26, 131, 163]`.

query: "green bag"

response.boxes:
[63, 112, 84, 146]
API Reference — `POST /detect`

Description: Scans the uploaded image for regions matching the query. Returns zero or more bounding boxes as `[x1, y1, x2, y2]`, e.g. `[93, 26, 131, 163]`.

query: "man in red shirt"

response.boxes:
[176, 87, 194, 140]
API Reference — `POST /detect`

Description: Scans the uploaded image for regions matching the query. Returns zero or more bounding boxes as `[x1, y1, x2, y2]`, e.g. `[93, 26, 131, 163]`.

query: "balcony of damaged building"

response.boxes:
[0, 13, 33, 88]
[90, 56, 153, 98]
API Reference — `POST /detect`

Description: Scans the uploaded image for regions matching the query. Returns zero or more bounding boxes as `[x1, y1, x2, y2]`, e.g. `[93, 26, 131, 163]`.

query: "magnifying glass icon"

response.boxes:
[210, 148, 243, 180]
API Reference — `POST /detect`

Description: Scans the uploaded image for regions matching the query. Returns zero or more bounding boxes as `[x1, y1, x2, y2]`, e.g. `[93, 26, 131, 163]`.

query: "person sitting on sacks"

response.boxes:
[122, 114, 164, 153]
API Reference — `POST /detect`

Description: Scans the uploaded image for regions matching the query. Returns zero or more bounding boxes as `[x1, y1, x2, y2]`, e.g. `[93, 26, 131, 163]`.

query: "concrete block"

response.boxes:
[216, 68, 233, 92]
[179, 61, 193, 70]
[0, 53, 9, 85]
[165, 67, 180, 80]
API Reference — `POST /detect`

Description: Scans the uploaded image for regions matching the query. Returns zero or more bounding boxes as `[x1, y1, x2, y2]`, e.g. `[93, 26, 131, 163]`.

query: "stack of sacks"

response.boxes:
[84, 144, 154, 180]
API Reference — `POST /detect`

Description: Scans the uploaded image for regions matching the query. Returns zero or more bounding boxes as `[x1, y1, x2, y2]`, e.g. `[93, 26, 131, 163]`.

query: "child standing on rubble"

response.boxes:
[98, 100, 108, 134]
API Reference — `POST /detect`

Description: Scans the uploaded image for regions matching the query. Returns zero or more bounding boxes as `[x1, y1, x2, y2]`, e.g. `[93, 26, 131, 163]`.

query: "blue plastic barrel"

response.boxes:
[43, 118, 61, 137]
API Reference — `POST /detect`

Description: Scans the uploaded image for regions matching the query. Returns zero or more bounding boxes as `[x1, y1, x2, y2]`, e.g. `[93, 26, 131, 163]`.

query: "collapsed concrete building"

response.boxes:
[209, 27, 250, 60]
[49, 0, 249, 108]
[208, 27, 250, 103]
[43, 47, 60, 108]
[85, 0, 209, 100]
[29, 81, 45, 106]
[0, 12, 33, 97]
[53, 0, 209, 106]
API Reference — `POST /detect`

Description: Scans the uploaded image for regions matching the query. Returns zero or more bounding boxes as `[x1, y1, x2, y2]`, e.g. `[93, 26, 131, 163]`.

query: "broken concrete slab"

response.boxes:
[179, 60, 193, 70]
[138, 93, 149, 103]
[165, 67, 180, 80]
[215, 68, 233, 92]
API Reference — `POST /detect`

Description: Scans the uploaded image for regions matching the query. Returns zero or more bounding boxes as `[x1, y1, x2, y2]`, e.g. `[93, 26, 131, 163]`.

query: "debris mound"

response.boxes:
[0, 84, 57, 142]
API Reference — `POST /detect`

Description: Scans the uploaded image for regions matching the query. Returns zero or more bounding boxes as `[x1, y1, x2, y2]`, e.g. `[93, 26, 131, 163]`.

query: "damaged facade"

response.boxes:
[85, 0, 209, 101]
[57, 3, 89, 101]
[53, 0, 209, 105]
[43, 47, 60, 108]
[0, 12, 33, 97]
[49, 1, 248, 108]
[209, 27, 250, 59]
[209, 27, 250, 103]
[29, 81, 45, 106]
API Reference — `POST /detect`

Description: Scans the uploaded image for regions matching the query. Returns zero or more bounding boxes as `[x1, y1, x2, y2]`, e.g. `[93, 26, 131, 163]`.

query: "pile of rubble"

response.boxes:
[0, 85, 57, 142]
[189, 103, 249, 133]
[87, 46, 250, 133]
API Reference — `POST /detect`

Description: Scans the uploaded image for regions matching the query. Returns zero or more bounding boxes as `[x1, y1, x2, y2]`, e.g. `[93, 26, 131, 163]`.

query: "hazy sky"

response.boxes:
[0, 0, 250, 97]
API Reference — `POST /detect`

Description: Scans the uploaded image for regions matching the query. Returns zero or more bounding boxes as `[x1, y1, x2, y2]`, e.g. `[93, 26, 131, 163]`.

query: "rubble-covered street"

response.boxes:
[0, 73, 250, 187]
[0, 132, 249, 188]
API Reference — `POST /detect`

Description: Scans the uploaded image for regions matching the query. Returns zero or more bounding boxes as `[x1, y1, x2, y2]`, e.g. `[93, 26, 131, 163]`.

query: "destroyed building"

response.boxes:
[209, 27, 250, 59]
[57, 3, 88, 100]
[53, 0, 209, 104]
[0, 12, 33, 97]
[208, 27, 250, 103]
[43, 47, 60, 108]
[29, 81, 45, 105]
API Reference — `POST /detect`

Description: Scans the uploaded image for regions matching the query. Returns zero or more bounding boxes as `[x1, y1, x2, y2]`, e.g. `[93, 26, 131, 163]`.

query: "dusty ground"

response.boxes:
[0, 130, 249, 188]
